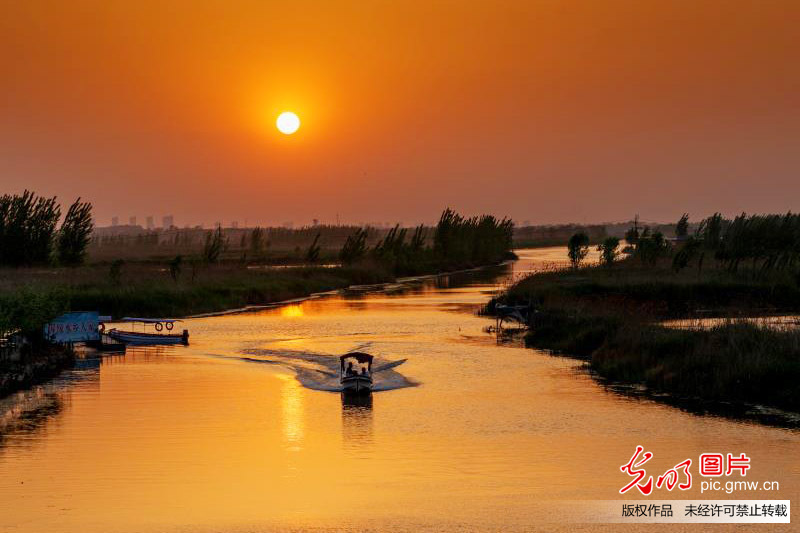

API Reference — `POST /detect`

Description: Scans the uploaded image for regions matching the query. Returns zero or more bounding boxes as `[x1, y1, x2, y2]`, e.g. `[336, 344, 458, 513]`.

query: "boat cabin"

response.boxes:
[340, 352, 373, 376]
[339, 352, 374, 393]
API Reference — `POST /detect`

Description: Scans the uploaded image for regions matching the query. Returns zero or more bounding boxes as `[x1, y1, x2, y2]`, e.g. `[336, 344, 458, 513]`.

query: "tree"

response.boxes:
[57, 198, 93, 265]
[675, 213, 689, 239]
[374, 224, 407, 260]
[698, 213, 723, 249]
[624, 214, 641, 247]
[672, 236, 701, 272]
[306, 233, 322, 263]
[636, 229, 669, 266]
[109, 259, 124, 285]
[202, 226, 225, 263]
[0, 191, 60, 266]
[169, 255, 183, 282]
[433, 208, 514, 265]
[567, 232, 590, 269]
[250, 227, 264, 256]
[340, 227, 369, 265]
[597, 236, 620, 267]
[409, 225, 426, 252]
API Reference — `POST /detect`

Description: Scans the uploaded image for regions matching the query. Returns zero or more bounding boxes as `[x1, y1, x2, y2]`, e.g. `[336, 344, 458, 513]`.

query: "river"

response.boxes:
[0, 247, 797, 532]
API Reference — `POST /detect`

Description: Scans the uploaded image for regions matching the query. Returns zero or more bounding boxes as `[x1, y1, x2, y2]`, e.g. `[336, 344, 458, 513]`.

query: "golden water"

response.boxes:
[0, 248, 798, 532]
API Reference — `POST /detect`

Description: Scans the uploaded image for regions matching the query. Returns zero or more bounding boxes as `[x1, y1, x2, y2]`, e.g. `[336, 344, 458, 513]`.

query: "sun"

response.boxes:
[276, 111, 300, 134]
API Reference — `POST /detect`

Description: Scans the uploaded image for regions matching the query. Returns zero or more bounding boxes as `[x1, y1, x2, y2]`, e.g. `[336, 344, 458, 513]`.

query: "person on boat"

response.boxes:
[360, 366, 370, 377]
[346, 361, 355, 376]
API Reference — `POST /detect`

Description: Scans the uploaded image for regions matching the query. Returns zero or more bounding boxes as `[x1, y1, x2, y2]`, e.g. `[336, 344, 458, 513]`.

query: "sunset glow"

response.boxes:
[2, 2, 797, 227]
[1, 2, 800, 532]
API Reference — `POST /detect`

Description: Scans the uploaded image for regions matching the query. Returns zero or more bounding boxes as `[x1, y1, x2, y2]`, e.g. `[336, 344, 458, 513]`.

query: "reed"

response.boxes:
[523, 310, 800, 412]
[0, 263, 391, 326]
[497, 247, 800, 412]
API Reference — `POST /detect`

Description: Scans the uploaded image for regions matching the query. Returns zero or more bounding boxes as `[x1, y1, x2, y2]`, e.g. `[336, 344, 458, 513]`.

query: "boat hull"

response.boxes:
[107, 329, 188, 346]
[340, 375, 373, 393]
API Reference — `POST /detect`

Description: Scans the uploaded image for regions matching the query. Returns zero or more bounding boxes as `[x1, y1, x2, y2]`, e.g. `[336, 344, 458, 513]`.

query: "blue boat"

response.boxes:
[105, 318, 189, 346]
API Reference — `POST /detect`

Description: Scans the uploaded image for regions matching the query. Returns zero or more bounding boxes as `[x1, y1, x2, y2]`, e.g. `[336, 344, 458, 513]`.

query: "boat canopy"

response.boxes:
[340, 352, 374, 371]
[120, 317, 182, 323]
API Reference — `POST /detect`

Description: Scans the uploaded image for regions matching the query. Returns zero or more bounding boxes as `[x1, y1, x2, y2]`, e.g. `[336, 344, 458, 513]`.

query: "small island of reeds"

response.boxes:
[494, 212, 800, 414]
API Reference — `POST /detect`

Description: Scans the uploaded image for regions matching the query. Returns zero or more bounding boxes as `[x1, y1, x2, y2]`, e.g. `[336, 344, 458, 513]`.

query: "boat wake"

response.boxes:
[235, 348, 418, 392]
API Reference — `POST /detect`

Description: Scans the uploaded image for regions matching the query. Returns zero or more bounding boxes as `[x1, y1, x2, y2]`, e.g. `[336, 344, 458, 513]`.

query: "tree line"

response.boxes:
[339, 208, 514, 274]
[0, 191, 93, 267]
[676, 212, 800, 274]
[566, 211, 800, 275]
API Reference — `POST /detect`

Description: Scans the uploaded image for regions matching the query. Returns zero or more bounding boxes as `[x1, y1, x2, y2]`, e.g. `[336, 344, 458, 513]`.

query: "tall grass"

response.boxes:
[498, 216, 800, 413]
[525, 311, 800, 412]
[0, 262, 392, 329]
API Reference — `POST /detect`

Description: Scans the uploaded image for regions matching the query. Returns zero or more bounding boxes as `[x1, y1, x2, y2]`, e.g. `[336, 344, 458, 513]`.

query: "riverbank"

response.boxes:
[0, 263, 388, 400]
[0, 255, 515, 399]
[495, 257, 800, 413]
[0, 344, 74, 399]
[0, 253, 519, 321]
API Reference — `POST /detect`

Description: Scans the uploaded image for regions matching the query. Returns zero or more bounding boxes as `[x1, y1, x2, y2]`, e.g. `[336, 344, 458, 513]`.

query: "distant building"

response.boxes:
[231, 221, 238, 228]
[162, 215, 174, 228]
[128, 216, 136, 226]
[145, 216, 154, 230]
[312, 218, 319, 227]
[111, 216, 119, 227]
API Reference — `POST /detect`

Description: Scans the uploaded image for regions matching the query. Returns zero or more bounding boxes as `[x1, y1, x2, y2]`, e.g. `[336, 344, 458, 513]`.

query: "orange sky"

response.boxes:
[1, 1, 798, 227]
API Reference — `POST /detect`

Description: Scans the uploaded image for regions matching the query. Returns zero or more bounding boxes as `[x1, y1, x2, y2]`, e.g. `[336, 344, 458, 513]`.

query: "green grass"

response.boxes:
[1, 262, 392, 321]
[0, 247, 511, 330]
[0, 261, 393, 399]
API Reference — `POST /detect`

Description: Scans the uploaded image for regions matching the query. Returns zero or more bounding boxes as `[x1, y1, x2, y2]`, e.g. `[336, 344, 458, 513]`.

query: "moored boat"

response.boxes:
[339, 352, 373, 393]
[105, 318, 189, 346]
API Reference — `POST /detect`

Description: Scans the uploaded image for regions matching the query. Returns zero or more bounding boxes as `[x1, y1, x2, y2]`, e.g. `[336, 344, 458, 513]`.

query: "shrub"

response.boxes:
[567, 232, 590, 268]
[597, 236, 620, 267]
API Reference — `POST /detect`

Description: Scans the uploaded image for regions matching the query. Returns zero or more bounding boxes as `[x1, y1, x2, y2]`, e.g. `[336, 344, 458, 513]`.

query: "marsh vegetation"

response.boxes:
[497, 212, 800, 412]
[1, 205, 514, 344]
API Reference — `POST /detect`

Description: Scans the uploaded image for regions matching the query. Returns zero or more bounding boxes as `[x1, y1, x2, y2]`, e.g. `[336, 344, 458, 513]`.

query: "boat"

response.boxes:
[339, 352, 373, 393]
[105, 318, 189, 346]
[494, 302, 533, 330]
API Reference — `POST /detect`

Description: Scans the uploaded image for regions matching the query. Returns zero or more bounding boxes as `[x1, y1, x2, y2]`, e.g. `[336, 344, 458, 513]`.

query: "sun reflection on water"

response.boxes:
[280, 305, 305, 318]
[341, 393, 373, 455]
[279, 374, 305, 450]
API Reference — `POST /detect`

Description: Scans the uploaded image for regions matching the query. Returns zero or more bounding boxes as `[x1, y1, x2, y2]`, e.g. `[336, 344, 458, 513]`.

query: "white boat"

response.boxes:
[105, 318, 189, 346]
[339, 352, 373, 393]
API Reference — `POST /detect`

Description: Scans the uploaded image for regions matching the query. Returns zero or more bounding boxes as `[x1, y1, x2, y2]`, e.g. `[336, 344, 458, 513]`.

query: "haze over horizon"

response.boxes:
[2, 1, 798, 227]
